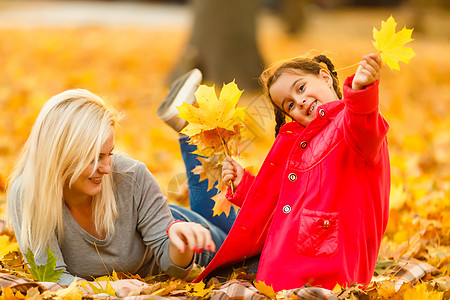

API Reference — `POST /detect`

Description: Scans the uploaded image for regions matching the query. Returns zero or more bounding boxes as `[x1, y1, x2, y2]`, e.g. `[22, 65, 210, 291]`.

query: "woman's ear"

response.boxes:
[319, 69, 333, 88]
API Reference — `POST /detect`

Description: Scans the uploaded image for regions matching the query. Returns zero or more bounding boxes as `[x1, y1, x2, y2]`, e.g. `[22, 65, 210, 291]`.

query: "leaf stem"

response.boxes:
[214, 127, 235, 194]
[335, 62, 360, 72]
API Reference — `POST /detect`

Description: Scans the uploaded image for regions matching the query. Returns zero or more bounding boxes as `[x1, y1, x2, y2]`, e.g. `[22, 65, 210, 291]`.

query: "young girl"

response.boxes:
[194, 53, 390, 291]
[7, 89, 227, 286]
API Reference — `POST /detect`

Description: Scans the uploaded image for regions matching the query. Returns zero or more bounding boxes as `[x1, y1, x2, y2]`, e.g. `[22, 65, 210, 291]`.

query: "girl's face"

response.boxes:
[269, 69, 339, 127]
[63, 130, 114, 204]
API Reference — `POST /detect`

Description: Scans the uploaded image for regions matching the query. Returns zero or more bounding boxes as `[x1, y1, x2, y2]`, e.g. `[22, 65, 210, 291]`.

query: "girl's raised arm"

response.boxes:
[343, 53, 388, 164]
[352, 53, 382, 91]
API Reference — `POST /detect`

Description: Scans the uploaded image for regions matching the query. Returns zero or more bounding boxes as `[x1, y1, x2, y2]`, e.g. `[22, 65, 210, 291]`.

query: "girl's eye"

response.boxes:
[287, 102, 295, 112]
[108, 152, 114, 157]
[298, 84, 305, 92]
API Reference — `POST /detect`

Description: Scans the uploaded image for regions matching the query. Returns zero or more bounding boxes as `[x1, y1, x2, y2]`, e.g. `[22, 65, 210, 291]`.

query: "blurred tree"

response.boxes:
[271, 0, 308, 34]
[349, 0, 401, 5]
[171, 0, 264, 91]
[400, 0, 450, 34]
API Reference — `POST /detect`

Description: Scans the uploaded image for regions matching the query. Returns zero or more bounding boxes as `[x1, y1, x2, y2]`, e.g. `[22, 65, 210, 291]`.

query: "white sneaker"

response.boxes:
[157, 68, 202, 132]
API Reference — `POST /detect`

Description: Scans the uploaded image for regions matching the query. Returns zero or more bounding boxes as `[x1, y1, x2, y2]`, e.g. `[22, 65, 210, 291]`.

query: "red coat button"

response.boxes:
[319, 108, 326, 117]
[288, 173, 297, 182]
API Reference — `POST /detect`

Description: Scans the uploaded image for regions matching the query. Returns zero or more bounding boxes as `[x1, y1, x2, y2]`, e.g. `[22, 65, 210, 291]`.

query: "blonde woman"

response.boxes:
[7, 89, 224, 286]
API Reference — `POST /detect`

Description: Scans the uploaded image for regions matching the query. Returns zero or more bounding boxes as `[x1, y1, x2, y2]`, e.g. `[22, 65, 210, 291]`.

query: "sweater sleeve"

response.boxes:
[343, 75, 389, 165]
[133, 162, 193, 278]
[225, 169, 255, 207]
[8, 178, 77, 286]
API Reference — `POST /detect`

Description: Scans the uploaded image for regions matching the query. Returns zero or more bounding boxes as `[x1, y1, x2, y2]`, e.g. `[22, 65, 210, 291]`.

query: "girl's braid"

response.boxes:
[313, 55, 342, 99]
[274, 107, 286, 137]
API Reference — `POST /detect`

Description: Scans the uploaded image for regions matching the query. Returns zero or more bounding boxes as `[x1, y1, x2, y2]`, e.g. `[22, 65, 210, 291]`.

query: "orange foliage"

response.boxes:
[0, 7, 449, 299]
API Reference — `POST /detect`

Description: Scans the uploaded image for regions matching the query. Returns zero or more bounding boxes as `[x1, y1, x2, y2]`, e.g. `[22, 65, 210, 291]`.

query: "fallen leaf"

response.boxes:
[0, 287, 16, 300]
[254, 280, 276, 299]
[403, 282, 443, 300]
[24, 248, 63, 282]
[54, 279, 84, 300]
[374, 258, 397, 276]
[85, 279, 116, 296]
[376, 280, 397, 299]
[0, 236, 19, 260]
[187, 281, 214, 297]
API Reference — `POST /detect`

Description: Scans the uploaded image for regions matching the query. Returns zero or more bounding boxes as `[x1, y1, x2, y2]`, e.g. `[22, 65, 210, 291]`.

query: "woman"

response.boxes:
[7, 89, 226, 286]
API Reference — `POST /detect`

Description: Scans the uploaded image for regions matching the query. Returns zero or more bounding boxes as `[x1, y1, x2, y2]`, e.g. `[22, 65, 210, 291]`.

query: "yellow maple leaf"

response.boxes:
[13, 292, 24, 300]
[83, 278, 116, 296]
[178, 80, 246, 159]
[188, 281, 214, 297]
[211, 184, 239, 217]
[254, 280, 276, 299]
[373, 16, 415, 70]
[55, 279, 84, 300]
[192, 155, 222, 191]
[376, 280, 397, 299]
[332, 283, 343, 295]
[0, 235, 19, 259]
[0, 287, 16, 300]
[403, 282, 443, 300]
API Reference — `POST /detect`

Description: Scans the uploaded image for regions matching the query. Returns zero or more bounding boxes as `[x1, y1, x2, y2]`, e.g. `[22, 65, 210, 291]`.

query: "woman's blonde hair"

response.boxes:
[7, 89, 118, 257]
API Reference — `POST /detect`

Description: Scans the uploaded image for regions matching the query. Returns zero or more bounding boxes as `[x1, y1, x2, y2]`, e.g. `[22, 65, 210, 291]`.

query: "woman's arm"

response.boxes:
[167, 221, 215, 268]
[134, 162, 214, 276]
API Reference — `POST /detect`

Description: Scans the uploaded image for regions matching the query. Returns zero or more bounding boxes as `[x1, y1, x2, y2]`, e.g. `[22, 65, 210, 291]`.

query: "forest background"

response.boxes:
[0, 0, 449, 298]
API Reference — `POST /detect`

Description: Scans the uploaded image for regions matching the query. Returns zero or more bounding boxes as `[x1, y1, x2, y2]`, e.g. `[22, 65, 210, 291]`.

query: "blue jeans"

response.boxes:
[169, 136, 238, 266]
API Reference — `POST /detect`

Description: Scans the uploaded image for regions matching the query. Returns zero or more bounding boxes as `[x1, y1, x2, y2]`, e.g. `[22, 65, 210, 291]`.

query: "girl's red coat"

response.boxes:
[194, 75, 390, 291]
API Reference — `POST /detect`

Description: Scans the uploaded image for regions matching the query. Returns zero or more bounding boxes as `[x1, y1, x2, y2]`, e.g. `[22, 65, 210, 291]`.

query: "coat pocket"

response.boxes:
[297, 209, 339, 257]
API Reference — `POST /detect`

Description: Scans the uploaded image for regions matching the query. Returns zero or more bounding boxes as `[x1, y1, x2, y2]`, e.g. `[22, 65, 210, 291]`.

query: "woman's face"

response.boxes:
[64, 130, 115, 203]
[269, 69, 339, 127]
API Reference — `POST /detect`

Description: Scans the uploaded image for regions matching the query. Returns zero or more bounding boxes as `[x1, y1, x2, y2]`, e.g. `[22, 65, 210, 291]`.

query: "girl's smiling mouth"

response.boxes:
[307, 100, 317, 116]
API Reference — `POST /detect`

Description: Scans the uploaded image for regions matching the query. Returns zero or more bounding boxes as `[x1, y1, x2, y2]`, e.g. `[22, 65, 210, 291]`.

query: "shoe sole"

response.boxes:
[157, 68, 202, 121]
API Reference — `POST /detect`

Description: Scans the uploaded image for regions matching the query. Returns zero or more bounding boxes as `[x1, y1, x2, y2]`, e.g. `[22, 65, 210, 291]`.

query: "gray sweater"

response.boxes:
[9, 154, 192, 285]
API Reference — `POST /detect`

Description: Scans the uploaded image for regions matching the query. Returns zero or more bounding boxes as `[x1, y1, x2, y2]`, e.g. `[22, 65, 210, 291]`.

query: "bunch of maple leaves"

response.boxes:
[0, 13, 450, 299]
[177, 80, 246, 216]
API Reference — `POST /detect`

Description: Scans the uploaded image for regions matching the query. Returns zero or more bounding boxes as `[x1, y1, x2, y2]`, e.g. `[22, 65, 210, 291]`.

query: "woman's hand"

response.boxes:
[167, 221, 216, 268]
[352, 53, 382, 91]
[222, 156, 244, 188]
[80, 279, 148, 297]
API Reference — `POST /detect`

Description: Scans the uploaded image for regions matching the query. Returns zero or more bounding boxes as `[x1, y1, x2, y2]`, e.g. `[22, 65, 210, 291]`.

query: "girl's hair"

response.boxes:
[260, 54, 343, 137]
[7, 89, 118, 257]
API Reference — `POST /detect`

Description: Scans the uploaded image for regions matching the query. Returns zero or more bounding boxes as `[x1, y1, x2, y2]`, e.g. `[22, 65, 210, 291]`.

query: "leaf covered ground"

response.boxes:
[0, 6, 450, 299]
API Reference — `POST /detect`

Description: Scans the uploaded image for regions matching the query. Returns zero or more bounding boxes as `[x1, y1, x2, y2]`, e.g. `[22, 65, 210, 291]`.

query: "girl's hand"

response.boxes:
[352, 53, 382, 91]
[222, 156, 244, 188]
[168, 221, 216, 255]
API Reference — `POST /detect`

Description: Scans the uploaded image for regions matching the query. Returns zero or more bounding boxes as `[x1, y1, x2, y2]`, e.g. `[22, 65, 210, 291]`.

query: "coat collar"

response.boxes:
[278, 100, 345, 136]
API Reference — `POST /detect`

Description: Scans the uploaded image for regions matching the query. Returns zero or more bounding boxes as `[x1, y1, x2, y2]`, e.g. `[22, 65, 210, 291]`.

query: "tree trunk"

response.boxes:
[172, 0, 263, 91]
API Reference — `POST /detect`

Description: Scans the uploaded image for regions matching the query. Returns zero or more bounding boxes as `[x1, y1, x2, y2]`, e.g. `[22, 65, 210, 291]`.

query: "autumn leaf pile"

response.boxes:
[0, 7, 450, 299]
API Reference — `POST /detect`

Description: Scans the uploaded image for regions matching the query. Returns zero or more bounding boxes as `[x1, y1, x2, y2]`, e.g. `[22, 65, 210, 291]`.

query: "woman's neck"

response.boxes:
[63, 186, 92, 208]
[63, 193, 106, 239]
